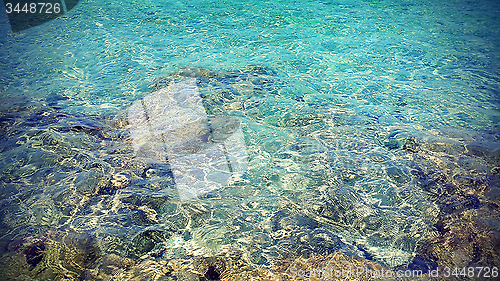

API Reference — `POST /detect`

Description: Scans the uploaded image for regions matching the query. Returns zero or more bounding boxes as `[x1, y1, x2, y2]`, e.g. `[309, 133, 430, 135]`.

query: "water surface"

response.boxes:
[1, 0, 499, 279]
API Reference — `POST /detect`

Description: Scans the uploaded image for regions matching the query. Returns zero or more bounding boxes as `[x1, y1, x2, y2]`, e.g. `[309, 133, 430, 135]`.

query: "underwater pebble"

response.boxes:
[74, 170, 111, 195]
[111, 172, 130, 188]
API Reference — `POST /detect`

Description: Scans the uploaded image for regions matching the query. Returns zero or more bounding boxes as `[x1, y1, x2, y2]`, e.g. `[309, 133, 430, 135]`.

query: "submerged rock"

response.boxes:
[399, 133, 500, 271]
[0, 229, 100, 280]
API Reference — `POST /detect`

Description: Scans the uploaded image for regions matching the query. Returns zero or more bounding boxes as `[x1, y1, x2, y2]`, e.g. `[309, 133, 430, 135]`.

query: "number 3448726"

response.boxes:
[5, 3, 61, 14]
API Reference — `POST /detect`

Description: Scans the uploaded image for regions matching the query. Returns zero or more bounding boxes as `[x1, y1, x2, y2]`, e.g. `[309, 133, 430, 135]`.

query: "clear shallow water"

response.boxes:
[1, 0, 499, 279]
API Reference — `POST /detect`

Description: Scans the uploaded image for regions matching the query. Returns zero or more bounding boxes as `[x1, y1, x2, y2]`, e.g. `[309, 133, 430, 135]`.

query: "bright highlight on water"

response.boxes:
[128, 78, 248, 200]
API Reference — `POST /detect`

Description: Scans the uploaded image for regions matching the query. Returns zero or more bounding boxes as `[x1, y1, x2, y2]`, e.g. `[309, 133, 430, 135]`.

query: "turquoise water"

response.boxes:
[1, 0, 499, 279]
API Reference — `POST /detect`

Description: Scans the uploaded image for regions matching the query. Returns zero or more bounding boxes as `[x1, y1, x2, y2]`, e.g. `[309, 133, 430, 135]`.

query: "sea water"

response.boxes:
[0, 0, 499, 279]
